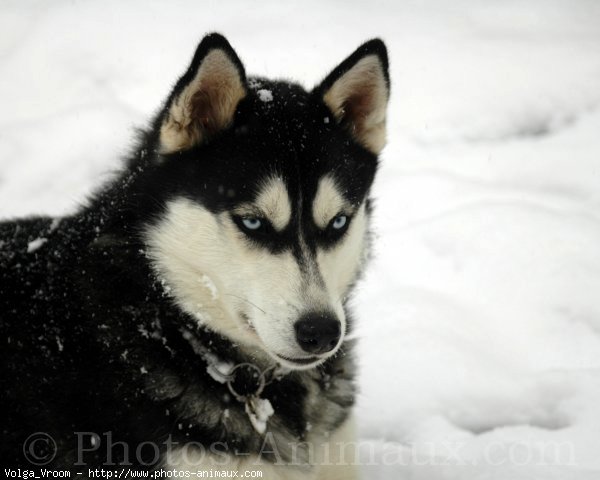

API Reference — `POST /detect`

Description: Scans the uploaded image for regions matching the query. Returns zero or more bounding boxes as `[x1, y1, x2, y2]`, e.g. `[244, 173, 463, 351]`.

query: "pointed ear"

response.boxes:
[315, 39, 390, 154]
[159, 33, 247, 153]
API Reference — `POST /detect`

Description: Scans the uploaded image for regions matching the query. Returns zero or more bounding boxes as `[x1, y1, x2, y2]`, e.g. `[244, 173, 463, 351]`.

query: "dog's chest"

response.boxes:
[146, 350, 355, 467]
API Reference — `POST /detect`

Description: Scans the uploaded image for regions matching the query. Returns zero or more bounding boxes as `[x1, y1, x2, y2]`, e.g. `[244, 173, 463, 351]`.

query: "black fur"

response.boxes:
[0, 33, 387, 471]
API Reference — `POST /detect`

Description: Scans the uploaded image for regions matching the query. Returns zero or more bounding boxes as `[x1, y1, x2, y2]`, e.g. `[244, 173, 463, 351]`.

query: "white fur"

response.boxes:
[144, 177, 366, 371]
[312, 175, 347, 229]
[163, 415, 360, 480]
[316, 204, 368, 305]
[314, 416, 360, 480]
[164, 447, 314, 480]
[235, 176, 292, 231]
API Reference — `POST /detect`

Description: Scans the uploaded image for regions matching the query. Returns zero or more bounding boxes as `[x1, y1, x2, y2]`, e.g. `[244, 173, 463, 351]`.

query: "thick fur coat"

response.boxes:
[0, 34, 389, 479]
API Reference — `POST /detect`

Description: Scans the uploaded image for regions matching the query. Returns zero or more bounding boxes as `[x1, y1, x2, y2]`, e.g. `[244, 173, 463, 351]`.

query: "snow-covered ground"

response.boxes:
[2, 1, 600, 478]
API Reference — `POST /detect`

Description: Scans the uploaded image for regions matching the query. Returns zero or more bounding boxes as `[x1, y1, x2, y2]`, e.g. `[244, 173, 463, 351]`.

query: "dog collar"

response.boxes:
[225, 362, 288, 434]
[181, 327, 288, 434]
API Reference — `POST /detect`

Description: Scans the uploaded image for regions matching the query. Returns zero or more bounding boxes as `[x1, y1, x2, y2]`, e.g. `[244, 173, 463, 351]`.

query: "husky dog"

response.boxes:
[0, 33, 389, 479]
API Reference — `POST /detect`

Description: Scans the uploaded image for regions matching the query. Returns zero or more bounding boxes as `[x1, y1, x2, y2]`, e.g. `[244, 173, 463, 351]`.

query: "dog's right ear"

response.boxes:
[159, 33, 247, 153]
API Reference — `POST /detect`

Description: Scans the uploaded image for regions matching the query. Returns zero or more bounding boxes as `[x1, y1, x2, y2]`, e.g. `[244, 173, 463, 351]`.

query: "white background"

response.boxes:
[1, 1, 600, 478]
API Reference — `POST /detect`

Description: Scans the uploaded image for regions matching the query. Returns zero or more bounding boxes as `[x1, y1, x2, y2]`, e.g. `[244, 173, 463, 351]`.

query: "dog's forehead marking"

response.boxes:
[312, 175, 347, 229]
[252, 176, 292, 231]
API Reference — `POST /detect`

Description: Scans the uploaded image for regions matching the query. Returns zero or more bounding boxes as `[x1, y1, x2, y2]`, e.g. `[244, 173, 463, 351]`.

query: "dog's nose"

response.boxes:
[295, 312, 341, 355]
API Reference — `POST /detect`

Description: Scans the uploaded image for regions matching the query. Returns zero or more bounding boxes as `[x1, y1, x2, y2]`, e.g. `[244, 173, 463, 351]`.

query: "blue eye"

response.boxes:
[242, 218, 262, 230]
[331, 215, 347, 230]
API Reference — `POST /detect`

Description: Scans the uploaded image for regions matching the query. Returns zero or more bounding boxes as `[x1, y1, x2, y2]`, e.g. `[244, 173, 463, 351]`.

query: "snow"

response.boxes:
[205, 352, 234, 384]
[26, 237, 47, 253]
[55, 335, 64, 352]
[48, 218, 61, 232]
[1, 1, 600, 478]
[199, 274, 219, 300]
[256, 88, 273, 103]
[246, 397, 275, 435]
[181, 328, 234, 383]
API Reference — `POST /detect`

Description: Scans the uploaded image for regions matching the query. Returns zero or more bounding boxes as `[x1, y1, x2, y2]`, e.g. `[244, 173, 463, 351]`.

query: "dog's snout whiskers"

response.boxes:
[224, 293, 266, 314]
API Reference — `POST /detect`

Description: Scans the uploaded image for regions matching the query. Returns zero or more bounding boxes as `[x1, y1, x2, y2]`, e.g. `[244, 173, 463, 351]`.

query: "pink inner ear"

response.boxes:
[323, 55, 389, 153]
[190, 89, 217, 134]
[190, 69, 243, 135]
[343, 89, 377, 128]
[160, 49, 246, 153]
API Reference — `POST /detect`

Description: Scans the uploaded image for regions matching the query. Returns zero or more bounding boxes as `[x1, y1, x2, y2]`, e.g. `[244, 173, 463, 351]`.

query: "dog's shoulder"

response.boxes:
[0, 216, 56, 254]
[1, 216, 60, 304]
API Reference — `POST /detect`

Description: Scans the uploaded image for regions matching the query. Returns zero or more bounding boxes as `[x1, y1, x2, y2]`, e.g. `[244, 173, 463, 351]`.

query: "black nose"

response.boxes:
[295, 312, 341, 355]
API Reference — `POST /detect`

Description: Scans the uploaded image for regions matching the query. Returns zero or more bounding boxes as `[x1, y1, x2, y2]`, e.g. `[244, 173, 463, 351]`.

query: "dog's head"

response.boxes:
[144, 34, 389, 369]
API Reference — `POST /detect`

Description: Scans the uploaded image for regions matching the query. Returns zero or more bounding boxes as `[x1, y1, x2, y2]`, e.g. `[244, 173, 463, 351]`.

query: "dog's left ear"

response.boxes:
[315, 39, 390, 154]
[159, 33, 247, 153]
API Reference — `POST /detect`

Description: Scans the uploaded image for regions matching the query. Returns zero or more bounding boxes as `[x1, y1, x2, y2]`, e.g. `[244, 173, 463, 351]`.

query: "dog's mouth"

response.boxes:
[275, 353, 321, 366]
[240, 313, 331, 369]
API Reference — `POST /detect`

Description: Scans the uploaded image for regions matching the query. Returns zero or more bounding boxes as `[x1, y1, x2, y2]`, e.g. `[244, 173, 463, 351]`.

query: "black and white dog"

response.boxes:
[0, 33, 389, 479]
